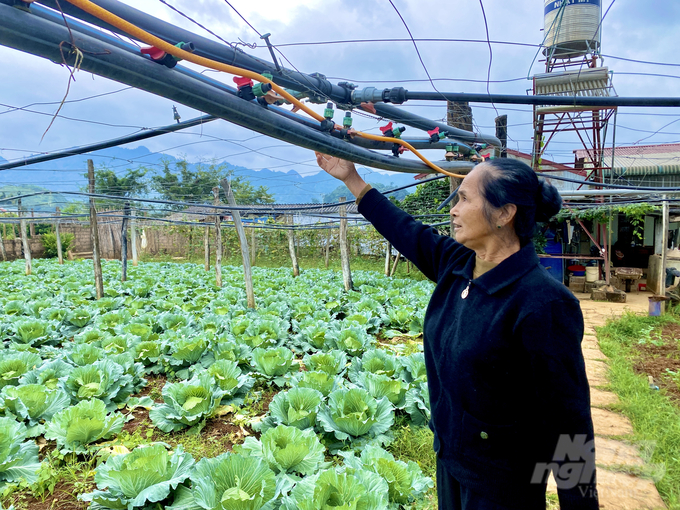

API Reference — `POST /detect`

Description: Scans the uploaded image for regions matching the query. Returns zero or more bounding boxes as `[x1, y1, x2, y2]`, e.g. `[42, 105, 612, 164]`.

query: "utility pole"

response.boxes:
[88, 159, 104, 299]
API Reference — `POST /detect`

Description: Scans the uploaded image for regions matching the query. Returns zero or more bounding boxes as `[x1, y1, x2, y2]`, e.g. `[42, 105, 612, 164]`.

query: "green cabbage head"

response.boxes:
[80, 444, 195, 509]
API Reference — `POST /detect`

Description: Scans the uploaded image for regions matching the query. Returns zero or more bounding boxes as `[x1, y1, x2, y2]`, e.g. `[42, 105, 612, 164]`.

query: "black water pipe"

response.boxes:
[30, 0, 349, 103]
[0, 4, 473, 175]
[23, 0, 499, 143]
[0, 115, 216, 171]
[403, 91, 680, 108]
[372, 103, 501, 146]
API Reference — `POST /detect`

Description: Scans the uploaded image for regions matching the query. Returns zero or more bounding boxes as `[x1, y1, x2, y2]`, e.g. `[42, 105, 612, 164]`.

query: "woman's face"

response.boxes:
[450, 164, 495, 250]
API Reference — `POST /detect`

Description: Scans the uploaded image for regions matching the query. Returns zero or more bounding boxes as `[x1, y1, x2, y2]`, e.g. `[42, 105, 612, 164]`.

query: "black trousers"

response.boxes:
[436, 458, 546, 510]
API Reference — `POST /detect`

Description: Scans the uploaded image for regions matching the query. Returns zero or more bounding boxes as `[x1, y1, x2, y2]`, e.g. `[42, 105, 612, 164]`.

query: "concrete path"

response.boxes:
[547, 291, 667, 509]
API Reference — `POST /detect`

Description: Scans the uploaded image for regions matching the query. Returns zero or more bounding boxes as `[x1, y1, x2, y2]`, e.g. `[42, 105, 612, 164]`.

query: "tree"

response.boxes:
[151, 159, 274, 208]
[82, 164, 149, 209]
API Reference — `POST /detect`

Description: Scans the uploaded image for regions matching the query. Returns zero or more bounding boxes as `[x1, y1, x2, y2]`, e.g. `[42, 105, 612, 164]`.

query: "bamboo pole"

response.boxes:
[88, 159, 104, 299]
[0, 219, 6, 262]
[18, 199, 31, 275]
[55, 206, 63, 264]
[324, 229, 331, 268]
[29, 208, 35, 237]
[131, 208, 138, 266]
[250, 227, 256, 265]
[121, 202, 129, 281]
[286, 214, 300, 276]
[213, 187, 222, 288]
[220, 179, 255, 308]
[384, 241, 391, 276]
[338, 197, 353, 290]
[390, 251, 401, 277]
[204, 225, 210, 271]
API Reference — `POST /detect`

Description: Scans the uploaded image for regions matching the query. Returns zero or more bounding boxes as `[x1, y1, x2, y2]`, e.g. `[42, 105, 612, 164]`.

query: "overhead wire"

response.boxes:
[60, 0, 468, 179]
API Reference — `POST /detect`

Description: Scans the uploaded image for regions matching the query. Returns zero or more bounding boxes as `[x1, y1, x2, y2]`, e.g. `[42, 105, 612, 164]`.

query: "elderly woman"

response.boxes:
[316, 154, 598, 510]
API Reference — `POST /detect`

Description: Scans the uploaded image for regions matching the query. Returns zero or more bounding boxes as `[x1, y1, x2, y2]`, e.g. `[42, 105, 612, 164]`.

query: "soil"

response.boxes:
[632, 323, 680, 403]
[137, 373, 167, 402]
[7, 481, 92, 510]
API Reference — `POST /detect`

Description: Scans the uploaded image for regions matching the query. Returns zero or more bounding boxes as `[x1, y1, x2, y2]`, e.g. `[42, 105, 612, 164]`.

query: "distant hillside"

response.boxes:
[0, 184, 72, 212]
[0, 146, 418, 204]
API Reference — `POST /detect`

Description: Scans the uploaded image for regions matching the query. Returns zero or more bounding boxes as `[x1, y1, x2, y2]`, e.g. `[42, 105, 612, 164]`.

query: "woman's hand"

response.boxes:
[315, 152, 368, 198]
[315, 152, 358, 182]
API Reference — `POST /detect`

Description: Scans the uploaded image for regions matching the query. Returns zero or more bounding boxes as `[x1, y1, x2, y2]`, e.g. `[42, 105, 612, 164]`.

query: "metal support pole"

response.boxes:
[385, 241, 391, 276]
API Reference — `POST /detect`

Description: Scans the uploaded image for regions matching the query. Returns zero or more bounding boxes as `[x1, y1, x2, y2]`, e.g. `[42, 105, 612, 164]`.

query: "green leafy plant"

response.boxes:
[317, 388, 394, 444]
[149, 373, 224, 433]
[341, 445, 433, 505]
[236, 424, 326, 478]
[79, 444, 195, 509]
[41, 232, 74, 258]
[0, 417, 42, 490]
[258, 387, 323, 433]
[44, 398, 125, 454]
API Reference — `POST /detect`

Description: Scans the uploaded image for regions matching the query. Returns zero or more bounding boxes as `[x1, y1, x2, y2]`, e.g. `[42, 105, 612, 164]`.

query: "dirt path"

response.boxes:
[546, 291, 667, 509]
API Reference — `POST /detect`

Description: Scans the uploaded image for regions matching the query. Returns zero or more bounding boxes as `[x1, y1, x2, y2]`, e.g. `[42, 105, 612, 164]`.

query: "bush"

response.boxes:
[41, 232, 74, 258]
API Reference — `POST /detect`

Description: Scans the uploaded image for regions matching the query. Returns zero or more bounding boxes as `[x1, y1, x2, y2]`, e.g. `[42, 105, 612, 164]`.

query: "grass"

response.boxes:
[597, 310, 680, 509]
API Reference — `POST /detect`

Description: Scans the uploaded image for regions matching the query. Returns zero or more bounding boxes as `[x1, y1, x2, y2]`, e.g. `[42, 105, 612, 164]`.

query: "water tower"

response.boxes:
[531, 0, 617, 280]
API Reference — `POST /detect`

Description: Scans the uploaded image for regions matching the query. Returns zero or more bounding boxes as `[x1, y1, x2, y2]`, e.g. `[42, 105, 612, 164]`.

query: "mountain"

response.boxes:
[0, 146, 418, 205]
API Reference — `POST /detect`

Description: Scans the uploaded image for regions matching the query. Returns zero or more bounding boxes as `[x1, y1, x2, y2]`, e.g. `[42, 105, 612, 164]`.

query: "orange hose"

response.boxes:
[64, 0, 468, 179]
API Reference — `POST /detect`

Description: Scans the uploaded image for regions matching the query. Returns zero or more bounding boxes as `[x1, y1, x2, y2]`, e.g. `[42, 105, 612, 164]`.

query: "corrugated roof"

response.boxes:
[603, 164, 680, 177]
[575, 143, 680, 159]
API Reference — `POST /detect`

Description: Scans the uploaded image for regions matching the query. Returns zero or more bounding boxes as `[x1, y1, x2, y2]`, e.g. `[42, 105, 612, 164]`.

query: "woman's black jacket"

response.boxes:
[358, 188, 598, 509]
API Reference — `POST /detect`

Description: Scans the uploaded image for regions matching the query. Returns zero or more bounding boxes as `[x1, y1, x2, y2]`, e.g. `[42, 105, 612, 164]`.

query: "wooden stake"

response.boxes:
[18, 199, 31, 275]
[390, 251, 401, 277]
[204, 225, 210, 271]
[286, 214, 299, 276]
[0, 224, 5, 261]
[213, 187, 222, 288]
[55, 206, 63, 264]
[384, 241, 391, 276]
[220, 179, 255, 308]
[29, 208, 35, 237]
[338, 197, 352, 290]
[121, 202, 129, 281]
[250, 227, 256, 265]
[324, 229, 330, 268]
[88, 160, 104, 299]
[131, 208, 138, 266]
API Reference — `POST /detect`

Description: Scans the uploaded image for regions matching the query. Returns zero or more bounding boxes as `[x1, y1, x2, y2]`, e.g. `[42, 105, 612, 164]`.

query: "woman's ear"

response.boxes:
[496, 204, 517, 227]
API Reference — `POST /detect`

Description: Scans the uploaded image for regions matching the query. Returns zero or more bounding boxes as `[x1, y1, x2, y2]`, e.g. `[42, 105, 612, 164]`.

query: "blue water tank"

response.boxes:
[540, 238, 564, 283]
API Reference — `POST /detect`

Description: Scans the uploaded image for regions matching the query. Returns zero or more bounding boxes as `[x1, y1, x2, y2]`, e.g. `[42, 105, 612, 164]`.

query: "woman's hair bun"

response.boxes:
[535, 179, 562, 222]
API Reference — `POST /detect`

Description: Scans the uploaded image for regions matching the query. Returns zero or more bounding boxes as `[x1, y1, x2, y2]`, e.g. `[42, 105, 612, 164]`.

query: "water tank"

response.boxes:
[544, 0, 602, 58]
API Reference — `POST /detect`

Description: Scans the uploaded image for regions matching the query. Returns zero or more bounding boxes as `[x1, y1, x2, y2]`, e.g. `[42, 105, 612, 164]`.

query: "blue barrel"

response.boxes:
[540, 238, 564, 283]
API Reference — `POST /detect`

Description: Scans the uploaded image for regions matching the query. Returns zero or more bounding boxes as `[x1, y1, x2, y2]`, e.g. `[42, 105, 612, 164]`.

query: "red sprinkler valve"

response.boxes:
[233, 77, 256, 101]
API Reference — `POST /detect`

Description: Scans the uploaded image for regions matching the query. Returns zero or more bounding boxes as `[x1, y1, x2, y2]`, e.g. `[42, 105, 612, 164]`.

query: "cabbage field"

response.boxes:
[0, 259, 436, 510]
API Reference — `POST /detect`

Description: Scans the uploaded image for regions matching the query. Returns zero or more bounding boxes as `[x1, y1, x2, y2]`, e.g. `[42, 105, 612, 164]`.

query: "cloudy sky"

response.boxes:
[0, 0, 679, 193]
